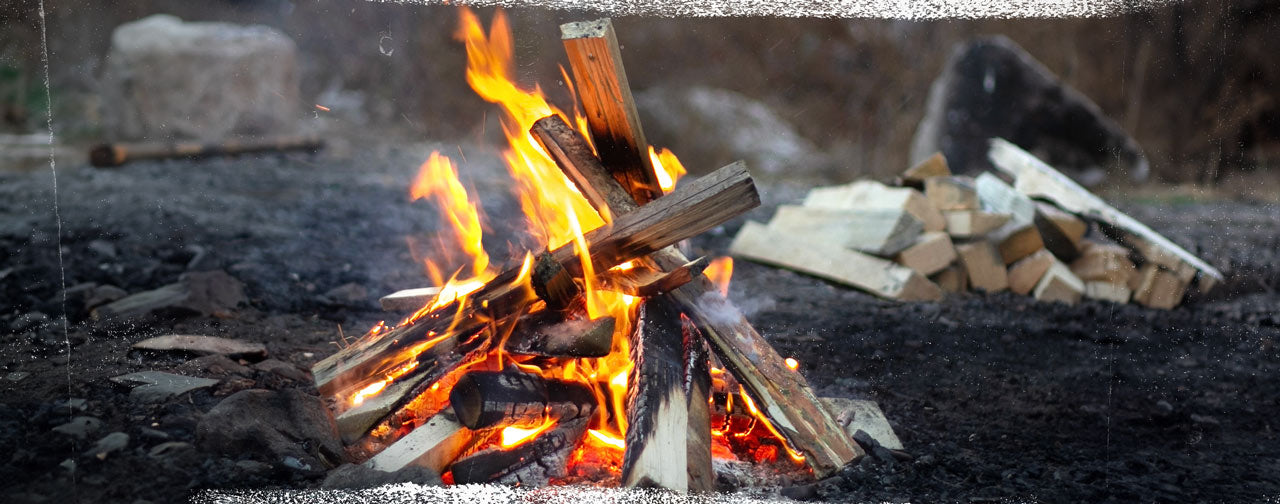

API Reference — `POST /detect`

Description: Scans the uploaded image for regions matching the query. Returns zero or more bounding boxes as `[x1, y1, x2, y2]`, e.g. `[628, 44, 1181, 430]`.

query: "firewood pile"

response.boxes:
[730, 139, 1224, 310]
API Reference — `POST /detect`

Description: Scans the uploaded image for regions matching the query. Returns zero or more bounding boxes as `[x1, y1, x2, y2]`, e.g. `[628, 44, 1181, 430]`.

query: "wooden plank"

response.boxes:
[1070, 241, 1137, 285]
[768, 205, 923, 257]
[989, 138, 1223, 289]
[894, 231, 956, 276]
[730, 222, 942, 302]
[898, 152, 950, 188]
[379, 287, 441, 312]
[1032, 261, 1085, 305]
[363, 410, 472, 475]
[944, 210, 1011, 238]
[622, 296, 690, 491]
[536, 117, 863, 477]
[804, 181, 946, 233]
[598, 257, 707, 297]
[561, 19, 661, 204]
[955, 241, 1009, 292]
[1085, 281, 1132, 304]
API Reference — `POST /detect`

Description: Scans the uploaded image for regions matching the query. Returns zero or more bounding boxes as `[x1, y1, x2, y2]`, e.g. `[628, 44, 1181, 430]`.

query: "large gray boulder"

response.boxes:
[910, 36, 1148, 186]
[100, 14, 299, 141]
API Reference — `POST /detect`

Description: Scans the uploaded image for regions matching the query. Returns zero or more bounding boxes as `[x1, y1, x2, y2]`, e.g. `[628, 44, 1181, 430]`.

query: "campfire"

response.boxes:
[310, 10, 861, 491]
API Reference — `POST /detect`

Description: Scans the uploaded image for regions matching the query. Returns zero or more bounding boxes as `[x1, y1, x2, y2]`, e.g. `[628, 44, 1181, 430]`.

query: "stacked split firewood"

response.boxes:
[730, 139, 1223, 310]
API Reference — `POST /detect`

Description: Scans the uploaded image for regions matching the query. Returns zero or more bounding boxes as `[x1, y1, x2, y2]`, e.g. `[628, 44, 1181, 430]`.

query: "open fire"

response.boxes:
[311, 8, 862, 491]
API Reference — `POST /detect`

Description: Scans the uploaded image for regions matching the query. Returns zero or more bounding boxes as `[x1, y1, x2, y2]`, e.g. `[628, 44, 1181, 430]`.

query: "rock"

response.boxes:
[323, 282, 369, 305]
[637, 86, 830, 177]
[252, 359, 310, 382]
[10, 311, 49, 333]
[147, 441, 194, 459]
[91, 270, 246, 323]
[110, 371, 220, 403]
[196, 389, 344, 471]
[84, 285, 129, 310]
[4, 371, 30, 382]
[84, 432, 130, 460]
[100, 14, 299, 141]
[132, 334, 267, 361]
[173, 354, 253, 377]
[87, 240, 117, 259]
[322, 463, 443, 489]
[51, 416, 103, 440]
[910, 35, 1147, 186]
[820, 397, 905, 451]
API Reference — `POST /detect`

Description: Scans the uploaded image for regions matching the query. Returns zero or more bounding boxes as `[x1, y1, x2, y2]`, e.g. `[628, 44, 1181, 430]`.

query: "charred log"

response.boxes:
[450, 417, 591, 486]
[449, 370, 597, 430]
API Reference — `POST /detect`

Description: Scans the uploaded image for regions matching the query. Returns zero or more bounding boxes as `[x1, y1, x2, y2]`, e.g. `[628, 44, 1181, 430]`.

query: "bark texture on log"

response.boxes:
[449, 370, 597, 430]
[622, 295, 690, 491]
[450, 417, 590, 486]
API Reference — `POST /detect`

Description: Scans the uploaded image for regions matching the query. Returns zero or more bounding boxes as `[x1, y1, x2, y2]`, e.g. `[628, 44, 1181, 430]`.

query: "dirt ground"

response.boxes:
[1, 145, 1278, 503]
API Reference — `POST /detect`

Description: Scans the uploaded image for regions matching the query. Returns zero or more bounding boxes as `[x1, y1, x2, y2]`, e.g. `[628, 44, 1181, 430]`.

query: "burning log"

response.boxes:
[621, 295, 694, 491]
[531, 114, 862, 477]
[683, 326, 714, 493]
[380, 287, 442, 311]
[363, 409, 473, 475]
[532, 252, 582, 311]
[597, 257, 708, 297]
[450, 417, 591, 485]
[504, 313, 615, 358]
[314, 161, 758, 444]
[88, 135, 323, 167]
[560, 19, 661, 205]
[449, 370, 596, 430]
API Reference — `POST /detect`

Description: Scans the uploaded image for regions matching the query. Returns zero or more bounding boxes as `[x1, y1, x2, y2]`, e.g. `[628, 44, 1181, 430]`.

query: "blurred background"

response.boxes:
[1, 0, 1278, 191]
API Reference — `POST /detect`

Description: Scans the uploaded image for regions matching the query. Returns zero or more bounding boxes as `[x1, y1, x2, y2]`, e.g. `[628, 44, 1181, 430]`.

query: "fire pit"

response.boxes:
[309, 10, 861, 491]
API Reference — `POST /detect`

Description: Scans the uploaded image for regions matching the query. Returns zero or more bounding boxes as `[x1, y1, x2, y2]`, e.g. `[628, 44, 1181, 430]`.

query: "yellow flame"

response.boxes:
[785, 357, 799, 371]
[587, 429, 625, 450]
[649, 146, 687, 193]
[500, 417, 556, 448]
[705, 257, 734, 297]
[738, 385, 806, 463]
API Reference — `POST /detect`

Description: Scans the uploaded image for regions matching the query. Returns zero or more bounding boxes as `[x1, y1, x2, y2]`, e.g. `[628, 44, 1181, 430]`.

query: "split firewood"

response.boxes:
[1032, 261, 1085, 305]
[931, 264, 968, 293]
[894, 231, 956, 276]
[767, 205, 923, 257]
[597, 257, 708, 297]
[975, 172, 1043, 264]
[89, 135, 323, 167]
[683, 323, 714, 493]
[819, 397, 904, 451]
[1130, 264, 1189, 310]
[1034, 201, 1087, 262]
[1085, 281, 1132, 304]
[533, 252, 583, 310]
[379, 287, 442, 312]
[944, 210, 1011, 238]
[925, 176, 980, 211]
[313, 162, 759, 404]
[989, 138, 1223, 291]
[1007, 249, 1057, 296]
[449, 370, 596, 430]
[898, 152, 950, 188]
[955, 241, 1009, 293]
[504, 312, 615, 358]
[560, 19, 661, 205]
[1070, 241, 1138, 285]
[362, 409, 473, 475]
[1115, 231, 1198, 283]
[622, 295, 693, 491]
[732, 222, 943, 302]
[994, 225, 1045, 265]
[804, 180, 946, 233]
[533, 114, 862, 477]
[450, 416, 591, 486]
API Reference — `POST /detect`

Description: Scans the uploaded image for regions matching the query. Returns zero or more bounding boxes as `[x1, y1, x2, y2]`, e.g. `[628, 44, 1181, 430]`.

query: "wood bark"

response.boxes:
[450, 417, 590, 486]
[533, 115, 861, 477]
[621, 295, 691, 491]
[597, 257, 707, 297]
[449, 370, 596, 430]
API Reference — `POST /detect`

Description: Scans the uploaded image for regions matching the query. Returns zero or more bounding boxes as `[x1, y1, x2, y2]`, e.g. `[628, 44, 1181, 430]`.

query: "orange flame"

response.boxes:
[785, 357, 799, 371]
[648, 146, 687, 193]
[501, 417, 557, 448]
[705, 257, 734, 297]
[410, 151, 491, 280]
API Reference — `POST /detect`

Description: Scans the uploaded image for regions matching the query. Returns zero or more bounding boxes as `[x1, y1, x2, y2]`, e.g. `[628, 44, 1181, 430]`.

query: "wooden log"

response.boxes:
[1070, 241, 1138, 285]
[894, 231, 956, 276]
[975, 172, 1044, 264]
[312, 161, 760, 399]
[363, 409, 472, 475]
[1032, 261, 1085, 305]
[1007, 249, 1057, 296]
[535, 118, 862, 477]
[898, 152, 950, 188]
[450, 416, 591, 486]
[683, 321, 714, 493]
[505, 313, 615, 358]
[804, 181, 946, 233]
[560, 19, 661, 204]
[1085, 281, 1132, 304]
[995, 225, 1045, 265]
[533, 251, 582, 311]
[1034, 201, 1087, 262]
[925, 176, 980, 211]
[622, 295, 691, 491]
[931, 264, 968, 293]
[944, 210, 1011, 238]
[597, 257, 708, 297]
[379, 287, 442, 312]
[955, 241, 1009, 293]
[450, 370, 596, 430]
[731, 222, 943, 302]
[89, 135, 323, 167]
[989, 138, 1223, 289]
[767, 205, 924, 257]
[1131, 264, 1189, 310]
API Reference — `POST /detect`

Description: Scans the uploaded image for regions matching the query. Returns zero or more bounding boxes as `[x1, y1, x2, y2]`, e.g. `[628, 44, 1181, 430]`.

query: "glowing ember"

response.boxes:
[501, 417, 557, 447]
[785, 357, 799, 371]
